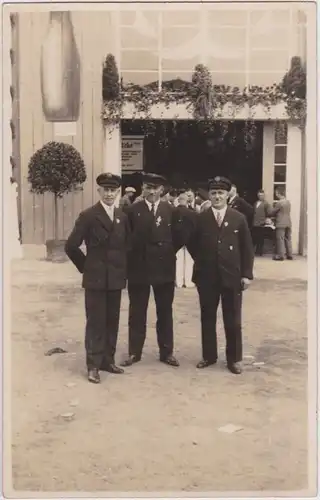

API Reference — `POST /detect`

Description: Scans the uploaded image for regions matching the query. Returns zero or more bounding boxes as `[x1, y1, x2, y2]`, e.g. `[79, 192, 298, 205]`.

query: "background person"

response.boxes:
[252, 189, 272, 256]
[228, 184, 254, 227]
[119, 186, 136, 213]
[271, 187, 293, 261]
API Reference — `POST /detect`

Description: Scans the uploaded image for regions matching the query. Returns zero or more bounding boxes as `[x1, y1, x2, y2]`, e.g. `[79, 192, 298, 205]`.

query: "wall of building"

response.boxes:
[18, 11, 116, 243]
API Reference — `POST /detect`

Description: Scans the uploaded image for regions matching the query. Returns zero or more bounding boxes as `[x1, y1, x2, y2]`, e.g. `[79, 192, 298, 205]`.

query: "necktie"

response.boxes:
[151, 203, 156, 216]
[216, 211, 222, 227]
[108, 208, 113, 221]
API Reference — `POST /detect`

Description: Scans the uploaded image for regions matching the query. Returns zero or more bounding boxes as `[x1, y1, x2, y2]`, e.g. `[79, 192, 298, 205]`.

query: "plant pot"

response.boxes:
[46, 239, 68, 263]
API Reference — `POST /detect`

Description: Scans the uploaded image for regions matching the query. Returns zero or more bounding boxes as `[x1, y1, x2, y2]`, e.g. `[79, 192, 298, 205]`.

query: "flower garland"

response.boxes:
[101, 54, 307, 142]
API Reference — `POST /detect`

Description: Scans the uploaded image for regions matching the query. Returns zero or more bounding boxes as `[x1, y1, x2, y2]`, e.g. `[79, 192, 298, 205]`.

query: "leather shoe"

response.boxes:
[120, 354, 140, 367]
[273, 256, 284, 261]
[160, 354, 180, 367]
[287, 256, 293, 260]
[101, 363, 124, 374]
[227, 362, 242, 375]
[88, 368, 100, 384]
[196, 359, 217, 369]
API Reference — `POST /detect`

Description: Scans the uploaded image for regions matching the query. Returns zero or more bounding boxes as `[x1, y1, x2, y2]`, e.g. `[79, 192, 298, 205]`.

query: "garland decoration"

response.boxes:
[101, 53, 307, 138]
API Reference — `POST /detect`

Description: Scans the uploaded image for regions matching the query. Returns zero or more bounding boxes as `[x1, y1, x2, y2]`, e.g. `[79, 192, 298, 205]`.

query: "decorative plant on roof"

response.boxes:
[102, 54, 122, 127]
[191, 64, 214, 119]
[28, 141, 86, 260]
[281, 56, 307, 125]
[101, 53, 307, 131]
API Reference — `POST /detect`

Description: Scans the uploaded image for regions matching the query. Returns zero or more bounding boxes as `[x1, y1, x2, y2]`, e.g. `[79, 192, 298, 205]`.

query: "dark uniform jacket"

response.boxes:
[187, 207, 254, 289]
[65, 202, 131, 291]
[229, 195, 253, 225]
[127, 200, 194, 285]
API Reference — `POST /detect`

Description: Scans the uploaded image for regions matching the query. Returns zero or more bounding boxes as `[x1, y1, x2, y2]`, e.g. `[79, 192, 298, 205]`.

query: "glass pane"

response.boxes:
[162, 10, 200, 26]
[275, 123, 287, 145]
[249, 27, 289, 49]
[274, 145, 287, 164]
[207, 9, 247, 26]
[120, 10, 159, 27]
[120, 50, 159, 71]
[247, 72, 283, 87]
[274, 164, 287, 183]
[121, 71, 159, 86]
[120, 27, 158, 49]
[249, 10, 290, 26]
[162, 71, 193, 83]
[208, 27, 247, 50]
[210, 72, 246, 88]
[207, 57, 246, 72]
[162, 56, 200, 71]
[249, 50, 289, 71]
[162, 27, 199, 48]
[274, 184, 286, 198]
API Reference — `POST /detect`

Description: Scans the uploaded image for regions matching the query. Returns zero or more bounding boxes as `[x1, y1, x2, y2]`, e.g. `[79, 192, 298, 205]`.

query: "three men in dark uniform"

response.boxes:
[187, 176, 254, 374]
[121, 173, 192, 368]
[65, 173, 131, 384]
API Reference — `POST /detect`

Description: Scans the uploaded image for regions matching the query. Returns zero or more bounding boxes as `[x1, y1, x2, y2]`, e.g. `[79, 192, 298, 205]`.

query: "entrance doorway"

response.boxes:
[121, 120, 263, 203]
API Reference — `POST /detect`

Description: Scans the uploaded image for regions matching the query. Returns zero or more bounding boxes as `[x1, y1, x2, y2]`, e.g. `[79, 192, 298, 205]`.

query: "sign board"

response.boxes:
[121, 135, 144, 173]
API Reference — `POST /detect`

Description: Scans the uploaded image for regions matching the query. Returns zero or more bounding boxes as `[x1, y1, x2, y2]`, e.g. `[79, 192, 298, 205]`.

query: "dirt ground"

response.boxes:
[9, 254, 310, 495]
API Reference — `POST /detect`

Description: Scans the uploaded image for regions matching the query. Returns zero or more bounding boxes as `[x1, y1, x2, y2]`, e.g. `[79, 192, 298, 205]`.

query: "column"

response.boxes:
[262, 122, 274, 201]
[103, 123, 121, 206]
[286, 124, 302, 254]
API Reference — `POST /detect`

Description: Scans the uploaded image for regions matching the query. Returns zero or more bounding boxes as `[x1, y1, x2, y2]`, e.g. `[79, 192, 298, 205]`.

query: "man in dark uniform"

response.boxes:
[121, 173, 193, 368]
[187, 176, 254, 375]
[65, 173, 131, 384]
[228, 184, 254, 227]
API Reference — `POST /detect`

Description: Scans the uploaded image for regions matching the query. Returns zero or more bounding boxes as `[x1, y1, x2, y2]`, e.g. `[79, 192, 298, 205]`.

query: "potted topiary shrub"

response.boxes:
[27, 141, 86, 262]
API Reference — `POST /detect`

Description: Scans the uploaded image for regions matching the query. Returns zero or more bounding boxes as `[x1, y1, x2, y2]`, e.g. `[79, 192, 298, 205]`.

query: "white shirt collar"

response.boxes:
[145, 199, 161, 211]
[212, 205, 228, 220]
[229, 195, 237, 204]
[100, 200, 115, 217]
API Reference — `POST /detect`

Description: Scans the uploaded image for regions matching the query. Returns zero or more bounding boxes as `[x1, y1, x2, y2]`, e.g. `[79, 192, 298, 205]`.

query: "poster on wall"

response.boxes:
[121, 136, 144, 173]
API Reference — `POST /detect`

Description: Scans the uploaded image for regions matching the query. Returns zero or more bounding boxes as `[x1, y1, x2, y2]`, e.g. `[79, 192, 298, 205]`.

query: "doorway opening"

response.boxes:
[121, 119, 263, 203]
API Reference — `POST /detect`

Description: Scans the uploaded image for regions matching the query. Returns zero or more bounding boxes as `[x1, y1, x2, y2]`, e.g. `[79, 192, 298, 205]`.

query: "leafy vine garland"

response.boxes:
[101, 55, 306, 148]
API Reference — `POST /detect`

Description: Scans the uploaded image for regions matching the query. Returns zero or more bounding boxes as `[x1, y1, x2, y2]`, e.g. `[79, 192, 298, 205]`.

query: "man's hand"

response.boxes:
[241, 277, 251, 291]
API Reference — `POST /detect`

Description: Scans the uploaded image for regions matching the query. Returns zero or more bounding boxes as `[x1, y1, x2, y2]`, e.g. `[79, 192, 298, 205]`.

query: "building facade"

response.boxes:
[8, 3, 309, 253]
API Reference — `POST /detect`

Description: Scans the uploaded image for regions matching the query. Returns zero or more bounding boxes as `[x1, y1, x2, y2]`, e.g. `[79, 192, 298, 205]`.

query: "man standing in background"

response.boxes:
[119, 186, 136, 213]
[228, 184, 254, 227]
[252, 189, 272, 256]
[184, 189, 197, 288]
[271, 187, 293, 261]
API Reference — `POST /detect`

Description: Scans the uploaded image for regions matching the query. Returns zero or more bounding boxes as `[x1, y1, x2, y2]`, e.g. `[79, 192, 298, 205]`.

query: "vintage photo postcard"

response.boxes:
[1, 0, 318, 497]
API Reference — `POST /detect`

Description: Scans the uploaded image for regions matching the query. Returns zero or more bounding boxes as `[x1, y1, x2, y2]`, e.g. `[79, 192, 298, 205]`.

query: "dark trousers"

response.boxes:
[128, 282, 175, 359]
[84, 289, 122, 370]
[252, 226, 265, 255]
[196, 281, 243, 364]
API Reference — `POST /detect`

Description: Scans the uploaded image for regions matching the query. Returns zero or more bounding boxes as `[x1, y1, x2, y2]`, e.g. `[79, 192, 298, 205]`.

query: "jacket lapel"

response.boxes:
[94, 202, 113, 232]
[206, 206, 220, 230]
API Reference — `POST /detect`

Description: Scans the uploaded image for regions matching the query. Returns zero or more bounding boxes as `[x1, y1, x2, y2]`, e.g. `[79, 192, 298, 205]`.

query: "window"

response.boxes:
[118, 6, 306, 89]
[273, 123, 288, 201]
